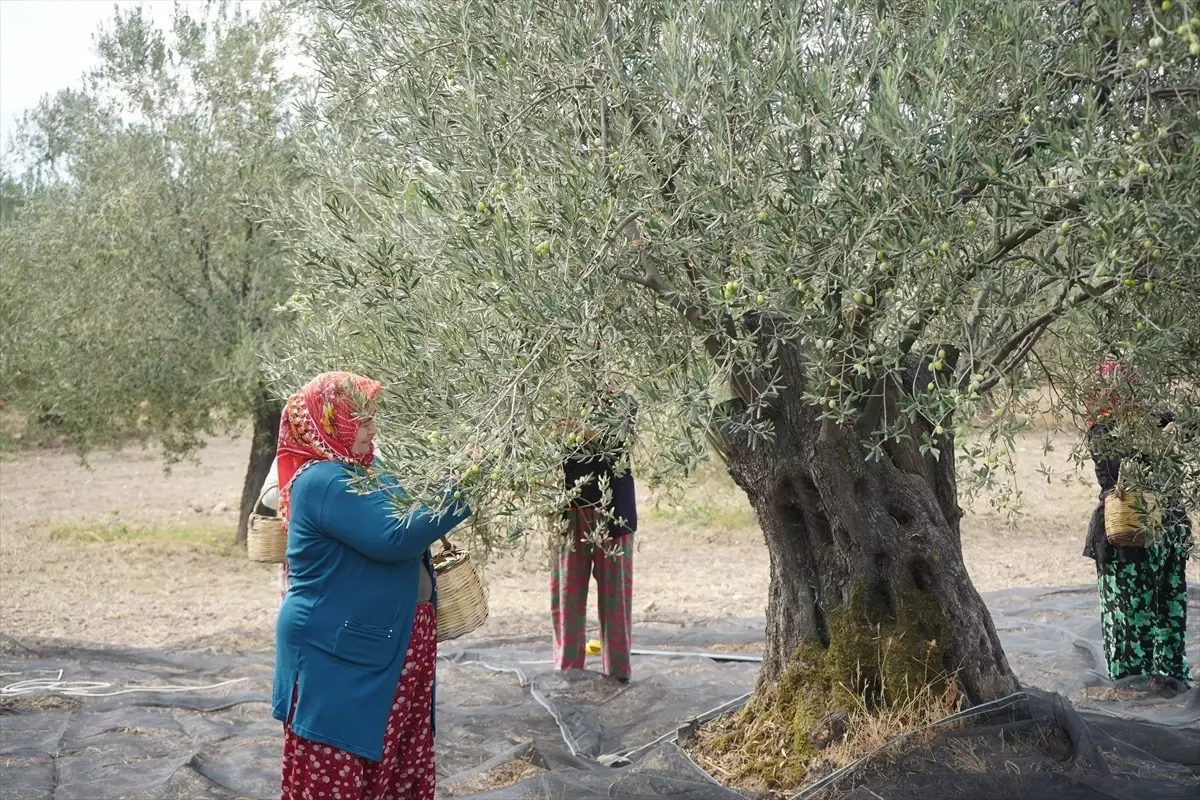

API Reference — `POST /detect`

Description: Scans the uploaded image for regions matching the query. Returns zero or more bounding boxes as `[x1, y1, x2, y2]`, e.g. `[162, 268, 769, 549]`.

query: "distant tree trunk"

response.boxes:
[236, 395, 282, 545]
[715, 353, 1018, 708]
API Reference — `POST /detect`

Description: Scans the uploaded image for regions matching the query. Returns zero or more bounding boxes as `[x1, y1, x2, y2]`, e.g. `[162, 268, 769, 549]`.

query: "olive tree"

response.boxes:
[278, 0, 1199, 725]
[0, 2, 300, 541]
[0, 175, 26, 224]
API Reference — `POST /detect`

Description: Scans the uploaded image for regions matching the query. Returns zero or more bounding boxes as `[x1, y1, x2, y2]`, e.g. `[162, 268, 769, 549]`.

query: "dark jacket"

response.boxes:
[563, 393, 638, 537]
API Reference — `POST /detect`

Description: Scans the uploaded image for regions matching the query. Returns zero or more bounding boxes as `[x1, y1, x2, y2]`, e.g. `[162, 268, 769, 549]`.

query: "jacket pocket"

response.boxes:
[333, 620, 400, 668]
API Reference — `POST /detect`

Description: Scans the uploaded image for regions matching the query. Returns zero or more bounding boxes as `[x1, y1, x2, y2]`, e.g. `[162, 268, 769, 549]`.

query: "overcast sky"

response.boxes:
[0, 0, 266, 168]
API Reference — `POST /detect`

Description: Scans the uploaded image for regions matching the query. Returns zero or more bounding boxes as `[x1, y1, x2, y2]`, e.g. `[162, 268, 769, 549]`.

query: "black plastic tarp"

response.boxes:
[0, 586, 1196, 799]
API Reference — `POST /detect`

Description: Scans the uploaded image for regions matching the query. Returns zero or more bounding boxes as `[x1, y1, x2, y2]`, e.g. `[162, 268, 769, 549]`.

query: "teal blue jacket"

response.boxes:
[271, 461, 469, 760]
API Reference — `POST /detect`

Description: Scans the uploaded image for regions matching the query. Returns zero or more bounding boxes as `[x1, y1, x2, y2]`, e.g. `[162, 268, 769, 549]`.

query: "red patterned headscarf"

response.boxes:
[276, 371, 383, 527]
[1084, 360, 1138, 425]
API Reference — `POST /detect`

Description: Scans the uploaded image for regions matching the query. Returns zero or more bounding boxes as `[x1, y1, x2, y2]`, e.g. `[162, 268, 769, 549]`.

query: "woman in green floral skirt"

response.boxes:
[1083, 360, 1193, 687]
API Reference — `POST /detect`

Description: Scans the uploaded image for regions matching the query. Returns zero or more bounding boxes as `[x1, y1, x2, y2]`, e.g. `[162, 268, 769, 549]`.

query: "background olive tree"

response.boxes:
[276, 0, 1199, 727]
[0, 1, 301, 541]
[0, 174, 26, 225]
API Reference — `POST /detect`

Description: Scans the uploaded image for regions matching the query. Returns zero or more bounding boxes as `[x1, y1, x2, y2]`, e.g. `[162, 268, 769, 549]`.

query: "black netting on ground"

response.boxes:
[791, 689, 1200, 800]
[1, 586, 1196, 800]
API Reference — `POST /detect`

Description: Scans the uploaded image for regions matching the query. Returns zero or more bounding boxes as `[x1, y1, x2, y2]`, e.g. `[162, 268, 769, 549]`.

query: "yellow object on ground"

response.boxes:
[586, 639, 602, 655]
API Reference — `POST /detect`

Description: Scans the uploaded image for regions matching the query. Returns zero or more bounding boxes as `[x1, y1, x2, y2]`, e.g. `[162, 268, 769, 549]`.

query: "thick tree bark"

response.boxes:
[235, 396, 282, 545]
[716, 359, 1018, 706]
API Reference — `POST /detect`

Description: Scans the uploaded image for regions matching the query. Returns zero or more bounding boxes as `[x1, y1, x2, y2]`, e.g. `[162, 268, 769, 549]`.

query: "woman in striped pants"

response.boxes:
[552, 393, 638, 682]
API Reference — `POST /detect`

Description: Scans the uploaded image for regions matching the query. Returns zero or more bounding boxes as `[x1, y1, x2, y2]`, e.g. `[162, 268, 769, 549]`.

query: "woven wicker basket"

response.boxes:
[433, 538, 488, 642]
[247, 514, 288, 563]
[1103, 489, 1159, 547]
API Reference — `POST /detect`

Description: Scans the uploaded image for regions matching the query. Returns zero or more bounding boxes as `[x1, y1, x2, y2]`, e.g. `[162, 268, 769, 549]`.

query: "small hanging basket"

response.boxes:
[433, 537, 488, 643]
[1103, 489, 1159, 547]
[247, 513, 288, 563]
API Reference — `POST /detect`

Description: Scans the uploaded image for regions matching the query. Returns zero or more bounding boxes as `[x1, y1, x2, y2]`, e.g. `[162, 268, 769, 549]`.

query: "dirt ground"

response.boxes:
[1, 427, 1196, 652]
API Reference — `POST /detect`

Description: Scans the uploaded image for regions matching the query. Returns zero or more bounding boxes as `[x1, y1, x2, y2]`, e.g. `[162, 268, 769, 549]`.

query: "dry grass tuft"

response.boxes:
[685, 583, 964, 797]
[0, 694, 85, 713]
[824, 676, 962, 763]
[688, 662, 962, 798]
[706, 641, 765, 655]
[438, 756, 545, 797]
[943, 736, 990, 774]
[691, 647, 960, 796]
[48, 519, 239, 557]
[1075, 685, 1149, 703]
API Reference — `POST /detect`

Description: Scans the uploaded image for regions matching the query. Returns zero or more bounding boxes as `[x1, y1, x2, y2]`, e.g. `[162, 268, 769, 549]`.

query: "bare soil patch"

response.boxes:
[1, 428, 1195, 651]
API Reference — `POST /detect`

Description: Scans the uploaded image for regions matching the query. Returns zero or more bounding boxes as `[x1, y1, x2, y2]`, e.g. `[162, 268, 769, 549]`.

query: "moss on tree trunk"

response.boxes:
[699, 355, 1017, 789]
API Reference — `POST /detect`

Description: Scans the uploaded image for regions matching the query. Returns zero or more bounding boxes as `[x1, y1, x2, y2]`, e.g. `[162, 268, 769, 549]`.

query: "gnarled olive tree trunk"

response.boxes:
[235, 395, 282, 545]
[716, 358, 1017, 706]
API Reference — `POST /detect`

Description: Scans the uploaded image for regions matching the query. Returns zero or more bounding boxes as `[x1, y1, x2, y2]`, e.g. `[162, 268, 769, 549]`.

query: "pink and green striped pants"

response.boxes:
[551, 506, 633, 681]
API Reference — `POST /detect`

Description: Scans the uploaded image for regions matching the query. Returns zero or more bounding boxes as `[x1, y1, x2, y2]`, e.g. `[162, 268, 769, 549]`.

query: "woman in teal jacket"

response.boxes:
[271, 372, 469, 800]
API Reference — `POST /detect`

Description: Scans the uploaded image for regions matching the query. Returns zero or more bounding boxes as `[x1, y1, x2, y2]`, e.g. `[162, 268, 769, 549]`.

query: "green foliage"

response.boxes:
[0, 1, 299, 461]
[0, 175, 27, 225]
[277, 0, 1200, 543]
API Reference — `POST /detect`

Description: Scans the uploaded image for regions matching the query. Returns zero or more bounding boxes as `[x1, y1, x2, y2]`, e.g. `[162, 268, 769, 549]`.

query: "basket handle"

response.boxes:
[439, 537, 458, 554]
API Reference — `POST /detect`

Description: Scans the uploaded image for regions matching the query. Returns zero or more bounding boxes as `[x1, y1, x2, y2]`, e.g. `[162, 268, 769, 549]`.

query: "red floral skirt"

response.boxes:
[281, 602, 438, 800]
